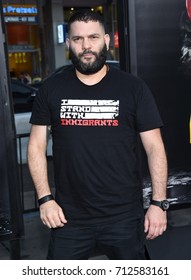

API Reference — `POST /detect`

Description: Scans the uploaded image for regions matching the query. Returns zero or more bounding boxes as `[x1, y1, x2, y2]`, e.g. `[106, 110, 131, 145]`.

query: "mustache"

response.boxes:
[79, 50, 97, 57]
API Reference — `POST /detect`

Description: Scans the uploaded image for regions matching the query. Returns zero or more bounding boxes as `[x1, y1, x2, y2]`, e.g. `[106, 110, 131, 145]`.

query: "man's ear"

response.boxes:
[66, 38, 70, 50]
[104, 34, 110, 51]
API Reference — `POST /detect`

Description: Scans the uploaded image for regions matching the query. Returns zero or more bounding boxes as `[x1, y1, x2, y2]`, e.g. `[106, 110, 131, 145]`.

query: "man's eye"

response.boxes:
[73, 37, 81, 41]
[91, 36, 99, 39]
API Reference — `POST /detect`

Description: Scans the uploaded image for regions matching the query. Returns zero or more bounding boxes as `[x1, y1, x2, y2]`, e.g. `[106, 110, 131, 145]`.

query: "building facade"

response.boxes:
[2, 0, 118, 78]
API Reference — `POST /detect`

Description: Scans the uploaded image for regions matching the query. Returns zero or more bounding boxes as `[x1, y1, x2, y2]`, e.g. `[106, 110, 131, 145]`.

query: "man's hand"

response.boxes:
[39, 200, 67, 228]
[144, 205, 167, 240]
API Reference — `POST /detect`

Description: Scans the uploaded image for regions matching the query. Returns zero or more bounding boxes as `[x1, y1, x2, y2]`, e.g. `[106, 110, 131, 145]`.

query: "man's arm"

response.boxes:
[28, 125, 67, 228]
[140, 128, 168, 240]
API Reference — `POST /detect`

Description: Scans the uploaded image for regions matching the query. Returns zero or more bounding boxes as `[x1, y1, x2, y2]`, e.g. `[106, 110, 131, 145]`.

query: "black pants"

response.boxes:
[47, 217, 146, 260]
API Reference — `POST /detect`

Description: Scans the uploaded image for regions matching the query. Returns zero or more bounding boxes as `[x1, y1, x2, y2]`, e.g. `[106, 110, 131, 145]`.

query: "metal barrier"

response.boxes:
[16, 133, 38, 212]
[16, 133, 54, 213]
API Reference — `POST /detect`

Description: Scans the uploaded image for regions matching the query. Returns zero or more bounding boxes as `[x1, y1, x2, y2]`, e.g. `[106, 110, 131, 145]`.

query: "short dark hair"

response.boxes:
[68, 9, 105, 34]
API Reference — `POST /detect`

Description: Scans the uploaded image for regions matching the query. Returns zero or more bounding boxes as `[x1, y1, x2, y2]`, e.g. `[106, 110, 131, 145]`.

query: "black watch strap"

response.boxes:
[150, 199, 169, 211]
[38, 194, 54, 206]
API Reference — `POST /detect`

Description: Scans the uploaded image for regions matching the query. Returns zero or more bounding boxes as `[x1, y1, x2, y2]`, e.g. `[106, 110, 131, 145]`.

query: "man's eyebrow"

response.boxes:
[71, 35, 82, 39]
[71, 33, 101, 39]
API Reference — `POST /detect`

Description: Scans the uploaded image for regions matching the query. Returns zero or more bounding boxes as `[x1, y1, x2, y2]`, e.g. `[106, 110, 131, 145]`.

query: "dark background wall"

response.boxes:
[134, 0, 190, 169]
[0, 1, 23, 253]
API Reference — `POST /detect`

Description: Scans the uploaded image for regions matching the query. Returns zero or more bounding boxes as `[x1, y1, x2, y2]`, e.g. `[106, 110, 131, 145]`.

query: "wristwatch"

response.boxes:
[150, 199, 170, 211]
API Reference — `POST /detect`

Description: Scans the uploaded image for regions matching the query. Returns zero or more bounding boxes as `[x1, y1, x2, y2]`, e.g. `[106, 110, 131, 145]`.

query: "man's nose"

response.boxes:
[82, 38, 91, 49]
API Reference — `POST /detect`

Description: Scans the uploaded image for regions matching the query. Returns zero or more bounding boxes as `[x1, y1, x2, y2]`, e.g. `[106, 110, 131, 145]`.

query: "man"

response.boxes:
[28, 10, 168, 260]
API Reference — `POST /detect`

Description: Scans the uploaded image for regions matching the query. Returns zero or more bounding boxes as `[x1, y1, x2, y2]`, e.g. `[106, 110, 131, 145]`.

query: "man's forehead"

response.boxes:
[69, 20, 104, 34]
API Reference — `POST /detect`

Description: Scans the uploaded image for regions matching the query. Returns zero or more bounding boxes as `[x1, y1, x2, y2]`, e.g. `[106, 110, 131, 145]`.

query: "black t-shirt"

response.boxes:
[30, 66, 163, 225]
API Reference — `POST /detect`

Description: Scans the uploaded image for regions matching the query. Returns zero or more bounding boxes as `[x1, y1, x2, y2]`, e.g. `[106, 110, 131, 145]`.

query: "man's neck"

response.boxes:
[75, 64, 108, 86]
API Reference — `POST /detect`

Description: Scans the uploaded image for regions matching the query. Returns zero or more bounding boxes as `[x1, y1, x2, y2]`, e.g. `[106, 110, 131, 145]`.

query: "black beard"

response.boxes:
[69, 44, 107, 75]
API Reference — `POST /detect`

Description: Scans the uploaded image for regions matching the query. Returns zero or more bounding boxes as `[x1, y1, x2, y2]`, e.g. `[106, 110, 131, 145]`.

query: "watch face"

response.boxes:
[162, 200, 170, 210]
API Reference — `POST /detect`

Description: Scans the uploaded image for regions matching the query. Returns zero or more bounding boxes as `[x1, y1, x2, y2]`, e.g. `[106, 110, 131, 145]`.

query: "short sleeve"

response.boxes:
[30, 83, 51, 125]
[136, 80, 163, 132]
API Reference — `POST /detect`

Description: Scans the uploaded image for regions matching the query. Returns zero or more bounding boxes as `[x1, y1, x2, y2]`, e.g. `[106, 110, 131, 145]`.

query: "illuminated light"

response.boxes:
[186, 0, 191, 21]
[71, 8, 74, 11]
[97, 6, 103, 13]
[19, 53, 22, 63]
[57, 24, 67, 44]
[14, 53, 18, 64]
[91, 8, 94, 11]
[22, 53, 27, 63]
[114, 31, 119, 48]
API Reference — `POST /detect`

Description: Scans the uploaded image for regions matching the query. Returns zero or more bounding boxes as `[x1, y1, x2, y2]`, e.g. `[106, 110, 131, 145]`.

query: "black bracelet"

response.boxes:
[38, 194, 54, 206]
